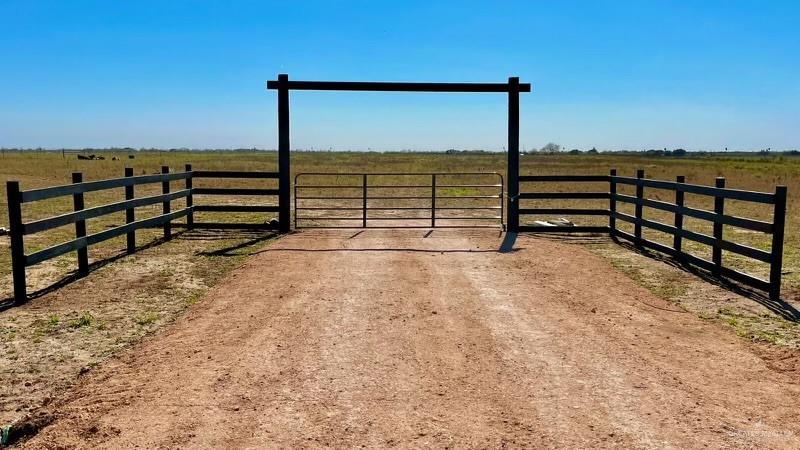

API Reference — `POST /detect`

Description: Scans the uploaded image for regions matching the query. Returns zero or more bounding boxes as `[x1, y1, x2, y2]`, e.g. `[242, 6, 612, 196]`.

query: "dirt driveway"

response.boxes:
[18, 230, 800, 449]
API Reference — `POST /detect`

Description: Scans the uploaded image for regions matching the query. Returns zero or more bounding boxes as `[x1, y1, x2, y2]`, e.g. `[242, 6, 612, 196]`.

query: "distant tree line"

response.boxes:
[1, 147, 799, 157]
[518, 143, 800, 157]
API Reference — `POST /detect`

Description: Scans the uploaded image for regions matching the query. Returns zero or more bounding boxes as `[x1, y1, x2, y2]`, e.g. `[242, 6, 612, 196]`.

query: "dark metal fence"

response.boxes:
[5, 166, 280, 304]
[294, 172, 503, 229]
[188, 169, 280, 229]
[5, 165, 789, 303]
[518, 170, 788, 300]
[518, 175, 611, 233]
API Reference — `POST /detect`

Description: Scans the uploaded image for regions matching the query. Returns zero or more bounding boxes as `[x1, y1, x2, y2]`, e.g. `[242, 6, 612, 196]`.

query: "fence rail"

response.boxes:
[519, 170, 787, 299]
[5, 166, 281, 304]
[518, 175, 611, 234]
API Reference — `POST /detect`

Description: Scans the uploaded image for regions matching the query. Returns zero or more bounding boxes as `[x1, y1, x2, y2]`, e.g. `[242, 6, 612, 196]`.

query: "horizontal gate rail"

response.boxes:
[192, 170, 279, 179]
[517, 169, 787, 300]
[294, 172, 503, 230]
[5, 166, 283, 305]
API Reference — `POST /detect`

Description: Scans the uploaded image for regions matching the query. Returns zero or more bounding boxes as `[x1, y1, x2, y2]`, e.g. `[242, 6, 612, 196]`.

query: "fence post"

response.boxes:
[125, 167, 135, 253]
[362, 174, 368, 228]
[506, 77, 520, 232]
[713, 177, 725, 274]
[609, 169, 616, 235]
[277, 73, 291, 233]
[6, 181, 27, 304]
[634, 169, 644, 246]
[770, 186, 787, 300]
[431, 174, 437, 228]
[185, 164, 194, 229]
[673, 175, 685, 255]
[72, 172, 89, 276]
[162, 166, 171, 240]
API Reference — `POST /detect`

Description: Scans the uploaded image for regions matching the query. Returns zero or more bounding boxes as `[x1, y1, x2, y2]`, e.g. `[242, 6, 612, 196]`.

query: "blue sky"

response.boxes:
[1, 0, 798, 151]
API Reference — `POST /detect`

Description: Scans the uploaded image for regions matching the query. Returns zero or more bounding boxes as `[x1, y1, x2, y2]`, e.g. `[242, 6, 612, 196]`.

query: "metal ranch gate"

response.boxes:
[294, 172, 503, 229]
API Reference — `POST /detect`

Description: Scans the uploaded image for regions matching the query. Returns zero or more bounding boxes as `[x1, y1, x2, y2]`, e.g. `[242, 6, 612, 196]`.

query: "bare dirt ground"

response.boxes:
[15, 230, 800, 449]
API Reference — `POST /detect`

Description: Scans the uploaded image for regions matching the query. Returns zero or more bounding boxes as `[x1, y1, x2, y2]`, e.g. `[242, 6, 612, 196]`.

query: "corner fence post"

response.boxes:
[674, 175, 685, 255]
[431, 174, 437, 228]
[770, 186, 787, 300]
[124, 167, 135, 253]
[6, 181, 27, 304]
[507, 77, 520, 232]
[277, 73, 291, 233]
[609, 169, 617, 235]
[162, 166, 171, 240]
[713, 177, 725, 274]
[185, 164, 194, 229]
[634, 169, 645, 246]
[72, 172, 89, 276]
[362, 174, 368, 228]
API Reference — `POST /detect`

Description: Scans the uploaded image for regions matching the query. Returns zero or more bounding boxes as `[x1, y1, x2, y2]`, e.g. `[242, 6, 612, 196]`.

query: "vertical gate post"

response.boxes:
[431, 174, 437, 228]
[634, 169, 645, 247]
[124, 167, 136, 253]
[277, 73, 291, 233]
[6, 181, 27, 304]
[162, 166, 171, 240]
[712, 177, 725, 274]
[185, 164, 194, 229]
[72, 172, 89, 276]
[673, 175, 686, 254]
[769, 185, 787, 300]
[362, 174, 368, 228]
[609, 169, 617, 235]
[507, 77, 520, 232]
[293, 176, 298, 230]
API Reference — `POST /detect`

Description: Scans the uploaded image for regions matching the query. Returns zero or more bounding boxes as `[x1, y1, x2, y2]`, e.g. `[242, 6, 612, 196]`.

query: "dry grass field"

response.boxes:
[1, 150, 799, 438]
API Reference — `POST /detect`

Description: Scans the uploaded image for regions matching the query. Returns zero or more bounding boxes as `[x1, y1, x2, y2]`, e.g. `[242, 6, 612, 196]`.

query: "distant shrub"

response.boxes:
[540, 143, 561, 153]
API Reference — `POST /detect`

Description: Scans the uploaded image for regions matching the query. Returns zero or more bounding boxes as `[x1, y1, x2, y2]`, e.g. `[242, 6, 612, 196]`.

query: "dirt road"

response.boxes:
[19, 230, 800, 448]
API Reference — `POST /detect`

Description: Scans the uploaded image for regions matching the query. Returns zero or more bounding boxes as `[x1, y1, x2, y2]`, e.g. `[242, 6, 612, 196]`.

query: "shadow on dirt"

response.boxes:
[612, 238, 800, 322]
[194, 230, 279, 257]
[0, 229, 278, 310]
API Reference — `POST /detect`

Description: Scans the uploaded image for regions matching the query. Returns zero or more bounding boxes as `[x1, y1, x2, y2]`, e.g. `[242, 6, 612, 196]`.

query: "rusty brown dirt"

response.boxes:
[18, 230, 800, 449]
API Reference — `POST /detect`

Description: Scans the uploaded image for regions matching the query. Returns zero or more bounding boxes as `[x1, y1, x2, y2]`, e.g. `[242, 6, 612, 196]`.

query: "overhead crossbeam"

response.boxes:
[266, 80, 531, 93]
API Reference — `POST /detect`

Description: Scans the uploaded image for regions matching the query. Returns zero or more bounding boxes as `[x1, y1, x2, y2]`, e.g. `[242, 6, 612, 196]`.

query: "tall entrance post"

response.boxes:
[507, 77, 521, 232]
[267, 75, 531, 232]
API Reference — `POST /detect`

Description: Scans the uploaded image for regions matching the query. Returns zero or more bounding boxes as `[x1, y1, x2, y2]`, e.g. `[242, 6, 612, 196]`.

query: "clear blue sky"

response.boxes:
[1, 0, 798, 151]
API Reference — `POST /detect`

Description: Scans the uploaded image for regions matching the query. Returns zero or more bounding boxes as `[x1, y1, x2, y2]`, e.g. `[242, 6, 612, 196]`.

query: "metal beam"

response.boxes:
[267, 80, 531, 93]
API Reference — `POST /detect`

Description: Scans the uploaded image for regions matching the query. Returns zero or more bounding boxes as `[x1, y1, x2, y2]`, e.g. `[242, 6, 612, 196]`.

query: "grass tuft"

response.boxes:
[135, 311, 159, 326]
[69, 312, 96, 329]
